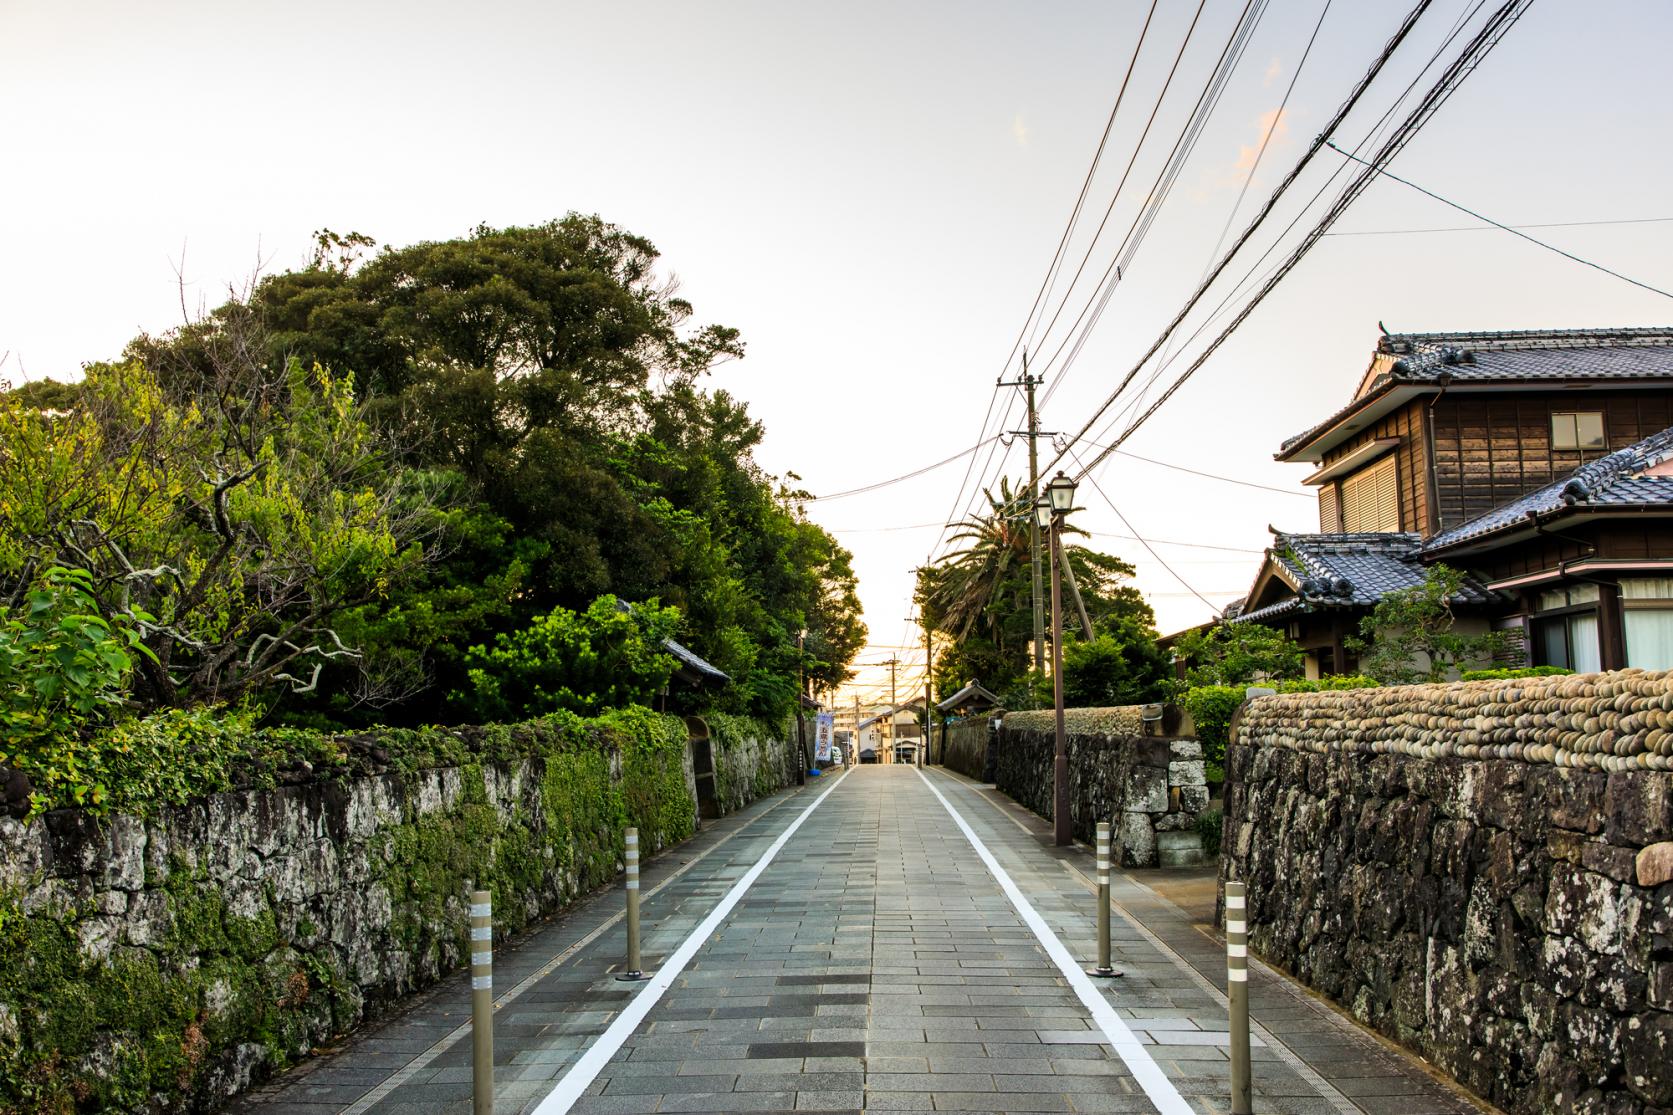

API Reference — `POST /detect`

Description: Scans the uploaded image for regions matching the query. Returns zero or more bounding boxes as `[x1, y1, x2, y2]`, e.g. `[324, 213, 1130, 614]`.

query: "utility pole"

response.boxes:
[999, 353, 1048, 677]
[884, 657, 899, 763]
[923, 623, 933, 768]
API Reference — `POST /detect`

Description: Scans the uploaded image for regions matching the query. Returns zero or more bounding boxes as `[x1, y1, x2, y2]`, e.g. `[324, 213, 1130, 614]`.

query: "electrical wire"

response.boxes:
[1077, 0, 1493, 456]
[1073, 0, 1536, 480]
[1071, 440, 1311, 497]
[1325, 142, 1673, 301]
[1039, 0, 1444, 478]
[1065, 444, 1226, 612]
[800, 436, 1000, 502]
[1324, 215, 1673, 236]
[1038, 0, 1273, 409]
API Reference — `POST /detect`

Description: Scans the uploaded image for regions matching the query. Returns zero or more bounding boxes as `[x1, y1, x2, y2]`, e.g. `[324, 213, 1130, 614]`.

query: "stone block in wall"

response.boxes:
[1119, 811, 1157, 868]
[1156, 830, 1202, 867]
[1168, 760, 1206, 789]
[1606, 771, 1673, 847]
[1176, 783, 1210, 813]
[1126, 767, 1167, 814]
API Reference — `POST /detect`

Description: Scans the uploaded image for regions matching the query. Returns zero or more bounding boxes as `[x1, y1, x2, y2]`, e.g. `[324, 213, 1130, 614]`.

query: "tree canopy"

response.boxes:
[916, 484, 1170, 709]
[3, 216, 865, 726]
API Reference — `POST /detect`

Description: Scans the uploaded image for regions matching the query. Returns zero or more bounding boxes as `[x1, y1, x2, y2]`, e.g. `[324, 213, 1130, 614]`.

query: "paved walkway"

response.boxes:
[231, 765, 1493, 1115]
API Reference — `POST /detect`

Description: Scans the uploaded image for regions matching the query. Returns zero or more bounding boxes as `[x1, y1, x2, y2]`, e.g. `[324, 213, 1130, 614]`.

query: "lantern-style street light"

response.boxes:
[1039, 471, 1078, 846]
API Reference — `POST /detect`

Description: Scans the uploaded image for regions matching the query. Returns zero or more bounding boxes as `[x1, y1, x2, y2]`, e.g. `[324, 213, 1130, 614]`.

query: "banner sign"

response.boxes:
[814, 712, 835, 761]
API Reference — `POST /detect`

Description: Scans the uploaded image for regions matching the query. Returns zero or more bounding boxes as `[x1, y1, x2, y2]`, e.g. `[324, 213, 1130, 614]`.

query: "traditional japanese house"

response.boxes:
[1226, 326, 1673, 676]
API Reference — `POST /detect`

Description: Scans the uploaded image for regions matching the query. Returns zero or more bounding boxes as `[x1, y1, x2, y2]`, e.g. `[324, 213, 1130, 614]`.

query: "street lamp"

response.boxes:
[1039, 471, 1078, 846]
[796, 628, 808, 786]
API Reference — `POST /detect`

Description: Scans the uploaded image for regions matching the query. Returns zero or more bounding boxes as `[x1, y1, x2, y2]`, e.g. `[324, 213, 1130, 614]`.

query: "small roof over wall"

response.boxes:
[615, 600, 730, 686]
[936, 681, 1002, 716]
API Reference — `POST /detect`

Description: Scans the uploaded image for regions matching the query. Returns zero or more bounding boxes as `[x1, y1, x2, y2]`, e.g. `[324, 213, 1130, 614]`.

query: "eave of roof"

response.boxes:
[1277, 327, 1673, 463]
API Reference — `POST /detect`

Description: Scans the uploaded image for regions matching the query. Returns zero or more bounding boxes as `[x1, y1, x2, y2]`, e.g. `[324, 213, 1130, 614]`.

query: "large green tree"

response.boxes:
[120, 217, 864, 723]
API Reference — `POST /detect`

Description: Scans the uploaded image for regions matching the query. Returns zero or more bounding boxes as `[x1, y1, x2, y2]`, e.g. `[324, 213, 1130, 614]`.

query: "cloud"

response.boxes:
[1012, 113, 1029, 147]
[1230, 107, 1290, 182]
[1263, 56, 1282, 86]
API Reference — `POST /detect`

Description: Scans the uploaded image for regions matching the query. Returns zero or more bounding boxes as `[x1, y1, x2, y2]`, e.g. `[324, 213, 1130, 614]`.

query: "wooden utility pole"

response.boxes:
[923, 623, 933, 767]
[999, 355, 1047, 676]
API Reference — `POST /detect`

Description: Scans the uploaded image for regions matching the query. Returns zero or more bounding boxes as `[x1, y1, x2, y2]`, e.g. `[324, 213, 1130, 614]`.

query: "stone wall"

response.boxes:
[940, 718, 994, 782]
[706, 714, 799, 815]
[995, 707, 1209, 866]
[1223, 672, 1673, 1115]
[0, 714, 798, 1113]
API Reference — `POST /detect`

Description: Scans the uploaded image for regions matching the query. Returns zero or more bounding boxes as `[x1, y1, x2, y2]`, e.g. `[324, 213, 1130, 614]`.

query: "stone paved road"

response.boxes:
[232, 765, 1494, 1115]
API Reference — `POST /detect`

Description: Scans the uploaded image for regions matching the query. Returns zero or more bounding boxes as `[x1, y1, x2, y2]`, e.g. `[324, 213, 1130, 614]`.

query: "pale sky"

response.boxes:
[4, 0, 1672, 706]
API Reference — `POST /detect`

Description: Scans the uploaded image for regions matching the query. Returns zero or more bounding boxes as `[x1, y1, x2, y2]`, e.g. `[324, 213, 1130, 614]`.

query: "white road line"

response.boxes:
[527, 768, 851, 1115]
[912, 766, 1193, 1115]
[340, 789, 802, 1115]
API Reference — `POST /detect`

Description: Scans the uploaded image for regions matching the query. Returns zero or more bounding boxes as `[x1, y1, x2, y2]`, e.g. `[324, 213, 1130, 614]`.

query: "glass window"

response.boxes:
[1625, 609, 1673, 671]
[1534, 612, 1601, 672]
[1552, 411, 1605, 451]
[1538, 583, 1600, 610]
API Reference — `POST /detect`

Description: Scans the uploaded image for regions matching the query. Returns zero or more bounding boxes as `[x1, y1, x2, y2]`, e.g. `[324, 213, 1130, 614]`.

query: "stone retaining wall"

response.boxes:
[1223, 671, 1673, 1115]
[0, 715, 796, 1113]
[939, 719, 994, 782]
[995, 707, 1208, 866]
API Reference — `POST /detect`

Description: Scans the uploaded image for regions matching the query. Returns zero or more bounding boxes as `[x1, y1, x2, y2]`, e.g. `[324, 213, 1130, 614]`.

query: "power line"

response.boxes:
[800, 436, 999, 502]
[1325, 141, 1673, 301]
[1071, 0, 1535, 480]
[928, 2, 1166, 568]
[1066, 445, 1225, 613]
[1324, 215, 1673, 236]
[1078, 0, 1495, 456]
[1071, 440, 1311, 497]
[1040, 0, 1443, 478]
[1038, 0, 1273, 409]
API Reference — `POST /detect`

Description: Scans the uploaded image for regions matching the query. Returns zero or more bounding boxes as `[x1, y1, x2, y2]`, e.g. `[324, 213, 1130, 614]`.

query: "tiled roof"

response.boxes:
[1231, 530, 1493, 623]
[1280, 326, 1673, 455]
[614, 599, 730, 683]
[1424, 425, 1673, 552]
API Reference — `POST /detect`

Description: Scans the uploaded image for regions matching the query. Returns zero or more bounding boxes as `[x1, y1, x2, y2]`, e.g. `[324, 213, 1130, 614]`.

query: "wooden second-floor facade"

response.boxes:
[1225, 327, 1673, 678]
[1299, 386, 1673, 540]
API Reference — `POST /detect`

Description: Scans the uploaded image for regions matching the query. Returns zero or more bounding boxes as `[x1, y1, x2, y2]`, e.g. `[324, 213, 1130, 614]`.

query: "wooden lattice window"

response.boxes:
[1340, 455, 1399, 532]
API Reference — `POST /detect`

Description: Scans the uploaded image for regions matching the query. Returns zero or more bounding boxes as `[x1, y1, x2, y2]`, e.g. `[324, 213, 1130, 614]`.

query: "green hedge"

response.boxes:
[0, 705, 695, 1114]
[1183, 676, 1379, 777]
[1457, 665, 1572, 681]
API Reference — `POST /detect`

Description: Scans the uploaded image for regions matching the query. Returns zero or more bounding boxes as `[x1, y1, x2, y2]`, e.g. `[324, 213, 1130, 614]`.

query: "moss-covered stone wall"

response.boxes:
[1224, 671, 1673, 1114]
[703, 713, 799, 815]
[0, 709, 699, 1113]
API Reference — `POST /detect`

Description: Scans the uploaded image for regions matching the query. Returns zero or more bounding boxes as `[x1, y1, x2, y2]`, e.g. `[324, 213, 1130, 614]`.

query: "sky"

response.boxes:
[4, 0, 1673, 706]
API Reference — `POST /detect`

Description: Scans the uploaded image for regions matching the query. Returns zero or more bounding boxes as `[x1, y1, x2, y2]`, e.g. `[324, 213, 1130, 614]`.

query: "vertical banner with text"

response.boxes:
[814, 712, 835, 762]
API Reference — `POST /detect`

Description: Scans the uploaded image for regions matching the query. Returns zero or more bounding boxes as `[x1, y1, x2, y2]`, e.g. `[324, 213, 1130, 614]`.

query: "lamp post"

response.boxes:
[1037, 471, 1078, 847]
[795, 628, 808, 785]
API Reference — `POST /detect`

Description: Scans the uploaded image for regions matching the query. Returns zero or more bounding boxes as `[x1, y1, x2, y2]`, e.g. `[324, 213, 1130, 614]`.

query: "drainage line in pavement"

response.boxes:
[527, 768, 852, 1115]
[938, 767, 1362, 1115]
[911, 766, 1194, 1115]
[339, 783, 809, 1115]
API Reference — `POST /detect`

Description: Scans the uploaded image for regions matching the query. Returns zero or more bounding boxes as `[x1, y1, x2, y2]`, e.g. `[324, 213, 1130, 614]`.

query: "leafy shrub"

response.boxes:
[1347, 564, 1512, 683]
[1181, 686, 1242, 777]
[1173, 621, 1304, 687]
[1183, 676, 1379, 777]
[1459, 665, 1571, 681]
[457, 595, 680, 719]
[1196, 807, 1223, 857]
[0, 567, 153, 812]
